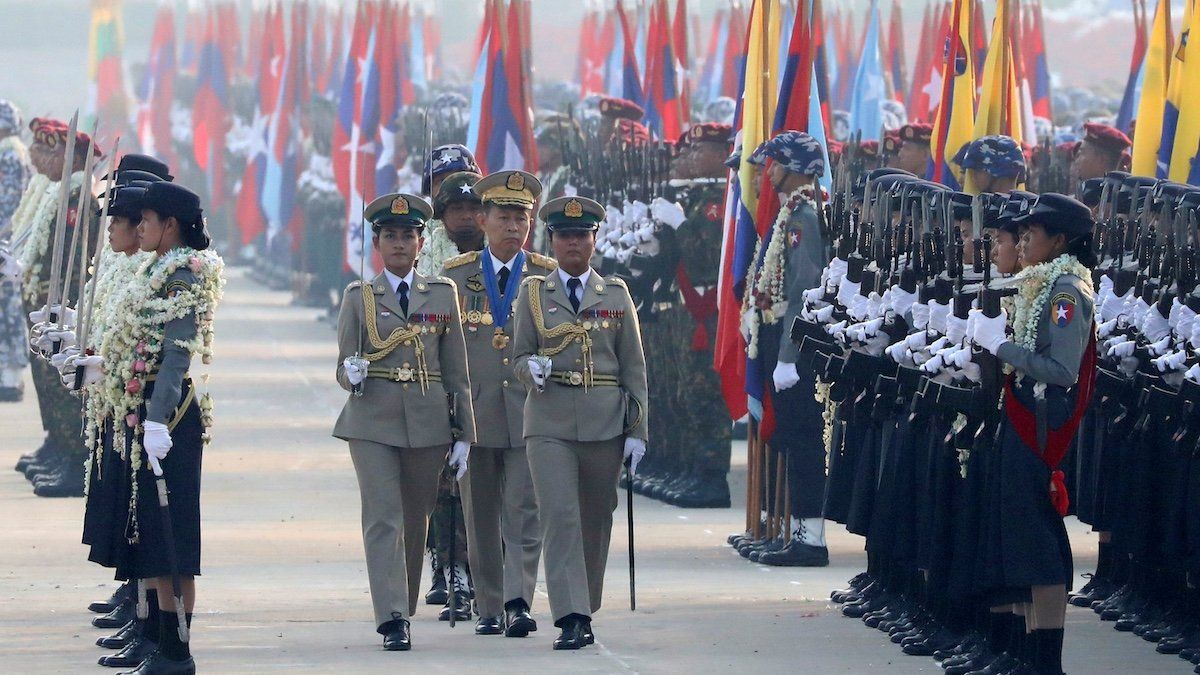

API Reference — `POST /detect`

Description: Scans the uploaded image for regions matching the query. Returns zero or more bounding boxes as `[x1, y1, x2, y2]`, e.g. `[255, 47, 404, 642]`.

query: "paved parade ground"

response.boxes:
[0, 270, 1183, 674]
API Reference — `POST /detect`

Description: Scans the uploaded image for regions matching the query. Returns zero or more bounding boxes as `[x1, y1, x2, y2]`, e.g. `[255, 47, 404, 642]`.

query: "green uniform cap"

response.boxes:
[539, 195, 605, 231]
[365, 192, 433, 231]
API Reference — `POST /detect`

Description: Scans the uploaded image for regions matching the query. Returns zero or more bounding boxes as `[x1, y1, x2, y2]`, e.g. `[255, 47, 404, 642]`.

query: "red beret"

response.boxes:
[688, 123, 733, 146]
[900, 123, 934, 144]
[28, 117, 101, 156]
[598, 96, 645, 121]
[616, 118, 649, 145]
[883, 135, 901, 154]
[1083, 122, 1131, 154]
[858, 140, 880, 158]
[675, 129, 691, 148]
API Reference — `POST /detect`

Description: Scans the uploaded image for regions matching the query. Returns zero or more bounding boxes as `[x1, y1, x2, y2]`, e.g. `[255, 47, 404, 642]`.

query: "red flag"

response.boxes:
[192, 9, 231, 207]
[673, 0, 692, 125]
[887, 0, 907, 104]
[136, 2, 176, 169]
[972, 0, 988, 81]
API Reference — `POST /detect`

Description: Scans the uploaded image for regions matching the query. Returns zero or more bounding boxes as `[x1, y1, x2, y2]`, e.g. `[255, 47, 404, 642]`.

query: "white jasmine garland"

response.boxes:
[19, 171, 86, 302]
[743, 184, 818, 359]
[415, 220, 461, 277]
[1009, 254, 1091, 353]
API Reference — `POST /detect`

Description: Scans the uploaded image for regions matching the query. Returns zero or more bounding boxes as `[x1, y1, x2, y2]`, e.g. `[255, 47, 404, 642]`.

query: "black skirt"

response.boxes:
[86, 378, 204, 580]
[84, 422, 134, 576]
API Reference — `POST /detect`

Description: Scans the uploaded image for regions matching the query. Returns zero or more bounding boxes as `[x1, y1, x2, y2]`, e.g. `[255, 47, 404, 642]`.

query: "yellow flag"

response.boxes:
[736, 0, 782, 216]
[1168, 0, 1200, 181]
[1132, 0, 1172, 176]
[931, 0, 978, 190]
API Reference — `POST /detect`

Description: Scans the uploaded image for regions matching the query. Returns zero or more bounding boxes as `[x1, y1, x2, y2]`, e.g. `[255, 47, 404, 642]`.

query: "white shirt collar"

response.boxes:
[383, 267, 415, 294]
[489, 249, 517, 273]
[557, 267, 592, 294]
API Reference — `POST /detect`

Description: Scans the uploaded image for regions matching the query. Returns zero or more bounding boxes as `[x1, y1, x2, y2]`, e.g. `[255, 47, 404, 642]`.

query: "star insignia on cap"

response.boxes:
[459, 183, 473, 194]
[391, 196, 410, 214]
[436, 149, 460, 166]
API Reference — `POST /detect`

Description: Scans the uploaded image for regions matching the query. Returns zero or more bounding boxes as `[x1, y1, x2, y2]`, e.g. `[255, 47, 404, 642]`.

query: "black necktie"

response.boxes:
[396, 280, 409, 317]
[567, 277, 581, 313]
[497, 266, 511, 298]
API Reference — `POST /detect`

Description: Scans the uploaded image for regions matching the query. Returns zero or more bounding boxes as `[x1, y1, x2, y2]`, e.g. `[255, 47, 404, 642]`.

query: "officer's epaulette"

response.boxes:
[345, 279, 366, 292]
[428, 275, 456, 288]
[443, 250, 481, 269]
[605, 276, 629, 290]
[521, 274, 547, 287]
[526, 252, 558, 270]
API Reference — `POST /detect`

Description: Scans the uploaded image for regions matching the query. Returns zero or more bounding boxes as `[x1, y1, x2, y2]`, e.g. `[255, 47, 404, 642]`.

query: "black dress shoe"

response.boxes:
[475, 616, 503, 635]
[583, 618, 594, 645]
[438, 592, 472, 622]
[98, 619, 144, 649]
[671, 472, 732, 508]
[758, 540, 829, 567]
[91, 583, 134, 614]
[115, 649, 194, 674]
[504, 602, 537, 638]
[379, 618, 412, 651]
[33, 467, 85, 497]
[553, 615, 590, 650]
[94, 600, 135, 629]
[14, 441, 49, 472]
[99, 637, 158, 667]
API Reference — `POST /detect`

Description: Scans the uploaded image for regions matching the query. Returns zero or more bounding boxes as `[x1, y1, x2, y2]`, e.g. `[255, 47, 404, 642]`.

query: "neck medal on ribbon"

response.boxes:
[482, 248, 525, 349]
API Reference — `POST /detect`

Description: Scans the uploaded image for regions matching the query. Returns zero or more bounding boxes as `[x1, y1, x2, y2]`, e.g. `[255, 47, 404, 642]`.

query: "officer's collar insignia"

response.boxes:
[564, 199, 584, 218]
[506, 172, 525, 191]
[391, 196, 410, 215]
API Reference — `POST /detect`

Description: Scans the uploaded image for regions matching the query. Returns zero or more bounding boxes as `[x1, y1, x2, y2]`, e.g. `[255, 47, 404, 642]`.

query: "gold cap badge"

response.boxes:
[564, 199, 584, 218]
[506, 172, 525, 191]
[391, 196, 410, 215]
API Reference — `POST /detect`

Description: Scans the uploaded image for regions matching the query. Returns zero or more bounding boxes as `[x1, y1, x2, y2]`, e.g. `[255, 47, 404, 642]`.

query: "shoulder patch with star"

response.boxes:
[1050, 292, 1076, 328]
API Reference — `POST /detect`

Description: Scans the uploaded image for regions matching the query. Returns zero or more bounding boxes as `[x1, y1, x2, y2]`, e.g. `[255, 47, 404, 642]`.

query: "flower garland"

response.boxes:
[19, 171, 85, 302]
[415, 219, 461, 277]
[86, 246, 224, 541]
[0, 136, 31, 189]
[8, 172, 50, 243]
[742, 185, 818, 358]
[1008, 254, 1091, 354]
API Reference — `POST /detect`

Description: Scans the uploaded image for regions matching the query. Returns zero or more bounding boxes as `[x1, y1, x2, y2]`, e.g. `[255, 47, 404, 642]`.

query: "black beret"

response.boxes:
[108, 186, 148, 220]
[1013, 192, 1094, 237]
[115, 169, 165, 187]
[106, 153, 173, 182]
[142, 182, 203, 225]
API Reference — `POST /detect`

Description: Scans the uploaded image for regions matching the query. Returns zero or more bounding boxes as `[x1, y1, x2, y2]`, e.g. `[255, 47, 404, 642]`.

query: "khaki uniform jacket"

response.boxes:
[511, 268, 649, 442]
[333, 271, 477, 447]
[439, 249, 559, 448]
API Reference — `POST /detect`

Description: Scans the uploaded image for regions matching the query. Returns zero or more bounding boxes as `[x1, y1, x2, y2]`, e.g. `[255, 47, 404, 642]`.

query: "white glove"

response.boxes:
[1099, 288, 1131, 323]
[28, 304, 77, 326]
[927, 336, 952, 355]
[854, 318, 884, 342]
[0, 249, 22, 281]
[847, 294, 870, 322]
[944, 346, 973, 370]
[1185, 363, 1200, 383]
[814, 305, 836, 324]
[342, 357, 367, 386]
[1129, 297, 1151, 327]
[889, 287, 918, 318]
[142, 420, 173, 476]
[1140, 305, 1171, 343]
[957, 360, 983, 383]
[946, 314, 968, 346]
[968, 308, 1009, 356]
[51, 346, 80, 372]
[59, 353, 104, 389]
[865, 292, 885, 320]
[836, 278, 861, 308]
[624, 437, 647, 475]
[1098, 317, 1119, 339]
[448, 440, 470, 480]
[773, 361, 801, 392]
[802, 287, 824, 306]
[928, 301, 950, 335]
[904, 332, 929, 351]
[1152, 350, 1188, 373]
[623, 199, 649, 227]
[825, 258, 849, 289]
[885, 339, 909, 363]
[1148, 335, 1173, 357]
[910, 302, 931, 331]
[1191, 321, 1200, 351]
[1176, 306, 1196, 343]
[649, 197, 687, 228]
[826, 320, 849, 339]
[921, 350, 947, 373]
[1106, 340, 1136, 359]
[528, 356, 551, 390]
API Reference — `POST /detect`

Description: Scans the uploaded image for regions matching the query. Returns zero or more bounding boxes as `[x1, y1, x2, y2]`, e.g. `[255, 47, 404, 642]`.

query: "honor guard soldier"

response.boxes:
[1069, 122, 1132, 187]
[333, 192, 477, 652]
[440, 169, 556, 637]
[511, 195, 649, 650]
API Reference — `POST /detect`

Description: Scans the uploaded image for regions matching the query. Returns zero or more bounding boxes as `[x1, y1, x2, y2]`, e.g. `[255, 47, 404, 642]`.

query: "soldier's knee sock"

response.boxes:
[186, 612, 193, 629]
[144, 589, 161, 640]
[158, 611, 191, 660]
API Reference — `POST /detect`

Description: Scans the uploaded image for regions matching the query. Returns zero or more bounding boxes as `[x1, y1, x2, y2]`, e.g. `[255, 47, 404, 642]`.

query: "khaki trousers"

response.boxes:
[526, 436, 623, 624]
[460, 445, 542, 617]
[348, 441, 446, 627]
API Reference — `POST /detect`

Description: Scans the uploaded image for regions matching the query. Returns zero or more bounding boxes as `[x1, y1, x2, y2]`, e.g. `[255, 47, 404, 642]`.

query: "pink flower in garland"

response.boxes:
[125, 378, 141, 394]
[125, 413, 139, 428]
[189, 256, 202, 273]
[133, 359, 147, 373]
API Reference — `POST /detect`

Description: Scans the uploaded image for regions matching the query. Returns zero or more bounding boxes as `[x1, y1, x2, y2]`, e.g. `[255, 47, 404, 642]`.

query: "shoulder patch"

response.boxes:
[606, 276, 629, 290]
[164, 279, 191, 298]
[1050, 292, 1076, 328]
[444, 250, 481, 269]
[527, 252, 559, 270]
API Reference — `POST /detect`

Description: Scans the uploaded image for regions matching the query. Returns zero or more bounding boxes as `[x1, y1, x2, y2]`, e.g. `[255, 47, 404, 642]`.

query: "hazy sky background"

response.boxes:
[0, 0, 1144, 124]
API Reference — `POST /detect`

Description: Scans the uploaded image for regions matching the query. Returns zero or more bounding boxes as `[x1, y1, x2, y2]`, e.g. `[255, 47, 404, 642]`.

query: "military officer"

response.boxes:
[440, 169, 557, 637]
[1069, 122, 1132, 190]
[333, 192, 477, 651]
[511, 196, 649, 650]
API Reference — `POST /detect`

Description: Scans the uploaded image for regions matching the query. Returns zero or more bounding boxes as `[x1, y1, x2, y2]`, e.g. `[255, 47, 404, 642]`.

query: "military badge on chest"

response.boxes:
[465, 272, 485, 293]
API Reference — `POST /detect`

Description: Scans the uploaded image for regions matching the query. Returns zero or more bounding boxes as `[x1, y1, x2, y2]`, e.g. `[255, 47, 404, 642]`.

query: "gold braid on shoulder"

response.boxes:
[360, 286, 431, 393]
[527, 277, 595, 388]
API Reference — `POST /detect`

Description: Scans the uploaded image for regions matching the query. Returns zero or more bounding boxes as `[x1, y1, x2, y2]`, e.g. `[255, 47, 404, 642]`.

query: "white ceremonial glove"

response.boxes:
[59, 354, 104, 389]
[51, 346, 80, 372]
[773, 361, 801, 392]
[740, 309, 756, 341]
[1106, 340, 1136, 359]
[1148, 335, 1173, 357]
[1140, 305, 1171, 343]
[927, 336, 952, 355]
[855, 318, 885, 342]
[649, 197, 687, 228]
[825, 320, 849, 339]
[448, 440, 470, 480]
[1099, 288, 1131, 323]
[968, 308, 1009, 356]
[865, 292, 885, 320]
[29, 304, 76, 326]
[957, 360, 983, 383]
[624, 437, 647, 475]
[945, 346, 974, 370]
[904, 332, 929, 351]
[921, 350, 948, 373]
[1129, 297, 1151, 327]
[1185, 363, 1200, 383]
[946, 314, 968, 346]
[1098, 317, 1120, 339]
[928, 301, 950, 335]
[802, 287, 824, 306]
[0, 249, 22, 281]
[1191, 321, 1200, 351]
[623, 200, 649, 228]
[528, 355, 551, 391]
[889, 287, 918, 319]
[142, 420, 173, 476]
[1176, 306, 1197, 343]
[1152, 350, 1188, 373]
[886, 339, 910, 363]
[342, 357, 367, 386]
[836, 278, 860, 308]
[1095, 275, 1114, 314]
[847, 294, 870, 322]
[814, 305, 836, 324]
[825, 258, 849, 289]
[910, 302, 931, 331]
